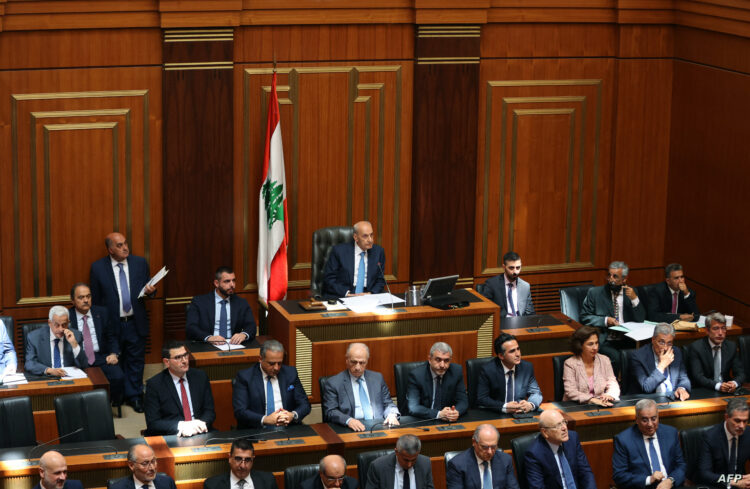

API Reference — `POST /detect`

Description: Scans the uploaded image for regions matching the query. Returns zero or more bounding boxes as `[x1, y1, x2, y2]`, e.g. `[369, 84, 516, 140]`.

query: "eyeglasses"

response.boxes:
[171, 352, 190, 361]
[232, 456, 254, 464]
[322, 475, 346, 483]
[135, 459, 157, 468]
[655, 339, 673, 347]
[477, 443, 498, 451]
[543, 419, 568, 430]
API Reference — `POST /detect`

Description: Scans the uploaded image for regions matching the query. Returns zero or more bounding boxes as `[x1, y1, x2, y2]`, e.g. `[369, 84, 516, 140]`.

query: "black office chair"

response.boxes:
[393, 361, 423, 416]
[358, 449, 390, 489]
[284, 463, 319, 489]
[510, 433, 538, 489]
[444, 450, 462, 474]
[0, 396, 36, 449]
[552, 354, 572, 402]
[54, 389, 116, 442]
[476, 282, 487, 296]
[738, 335, 750, 379]
[619, 348, 635, 395]
[680, 425, 712, 484]
[22, 322, 47, 351]
[108, 473, 169, 489]
[559, 285, 593, 322]
[319, 375, 332, 421]
[465, 357, 493, 408]
[310, 226, 354, 298]
[635, 283, 660, 317]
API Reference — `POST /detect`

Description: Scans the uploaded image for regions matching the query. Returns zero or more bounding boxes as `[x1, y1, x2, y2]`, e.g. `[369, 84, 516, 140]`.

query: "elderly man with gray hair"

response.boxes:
[25, 305, 87, 376]
[631, 322, 691, 400]
[406, 341, 468, 421]
[687, 311, 745, 393]
[447, 424, 518, 489]
[367, 434, 435, 489]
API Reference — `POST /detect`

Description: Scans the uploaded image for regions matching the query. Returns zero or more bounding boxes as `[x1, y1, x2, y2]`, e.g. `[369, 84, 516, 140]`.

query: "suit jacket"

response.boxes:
[32, 480, 83, 489]
[630, 343, 691, 395]
[186, 292, 256, 343]
[476, 358, 543, 412]
[687, 336, 745, 390]
[300, 475, 359, 489]
[90, 254, 152, 338]
[481, 276, 534, 317]
[446, 447, 519, 489]
[366, 452, 435, 489]
[580, 285, 646, 343]
[322, 369, 399, 426]
[525, 431, 596, 489]
[612, 424, 686, 488]
[562, 353, 620, 403]
[321, 242, 386, 299]
[144, 368, 216, 435]
[203, 471, 278, 489]
[406, 362, 468, 418]
[232, 363, 311, 428]
[111, 474, 176, 489]
[696, 421, 750, 486]
[68, 305, 118, 365]
[646, 281, 699, 323]
[24, 327, 87, 375]
[0, 322, 17, 371]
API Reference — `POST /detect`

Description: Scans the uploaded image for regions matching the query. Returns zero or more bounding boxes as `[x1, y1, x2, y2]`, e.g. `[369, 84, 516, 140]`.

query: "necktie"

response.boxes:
[355, 252, 366, 294]
[358, 377, 373, 419]
[403, 466, 410, 489]
[219, 299, 228, 338]
[237, 480, 246, 489]
[82, 315, 95, 365]
[507, 283, 517, 316]
[612, 292, 620, 323]
[53, 338, 62, 368]
[713, 345, 722, 384]
[648, 437, 661, 473]
[179, 378, 192, 421]
[266, 376, 275, 415]
[730, 436, 737, 473]
[117, 263, 132, 313]
[505, 370, 514, 404]
[558, 446, 578, 489]
[671, 291, 678, 314]
[142, 485, 149, 489]
[482, 460, 492, 489]
[432, 375, 443, 410]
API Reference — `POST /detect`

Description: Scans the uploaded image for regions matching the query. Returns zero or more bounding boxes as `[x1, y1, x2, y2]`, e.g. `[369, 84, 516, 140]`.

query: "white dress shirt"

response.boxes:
[169, 370, 194, 417]
[48, 328, 81, 367]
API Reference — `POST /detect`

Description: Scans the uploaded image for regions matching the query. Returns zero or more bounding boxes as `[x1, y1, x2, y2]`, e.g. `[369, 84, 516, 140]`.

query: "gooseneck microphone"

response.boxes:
[377, 262, 395, 309]
[29, 427, 85, 458]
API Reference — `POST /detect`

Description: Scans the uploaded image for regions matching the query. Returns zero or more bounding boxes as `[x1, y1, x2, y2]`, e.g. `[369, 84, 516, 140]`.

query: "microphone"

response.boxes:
[369, 417, 433, 433]
[377, 262, 394, 310]
[55, 444, 119, 456]
[29, 427, 85, 458]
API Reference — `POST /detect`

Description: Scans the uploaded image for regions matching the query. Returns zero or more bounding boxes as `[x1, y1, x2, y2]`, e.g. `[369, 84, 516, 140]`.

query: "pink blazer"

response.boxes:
[562, 353, 620, 403]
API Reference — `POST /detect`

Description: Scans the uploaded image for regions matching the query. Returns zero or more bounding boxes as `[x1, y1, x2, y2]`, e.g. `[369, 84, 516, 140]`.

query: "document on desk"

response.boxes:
[138, 266, 169, 298]
[610, 322, 655, 341]
[340, 293, 405, 314]
[0, 372, 28, 385]
[213, 343, 246, 351]
[61, 367, 88, 380]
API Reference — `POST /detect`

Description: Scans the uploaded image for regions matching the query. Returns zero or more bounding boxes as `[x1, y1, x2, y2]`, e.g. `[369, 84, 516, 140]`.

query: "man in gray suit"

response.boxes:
[367, 434, 435, 489]
[481, 251, 535, 317]
[322, 342, 399, 431]
[25, 305, 87, 376]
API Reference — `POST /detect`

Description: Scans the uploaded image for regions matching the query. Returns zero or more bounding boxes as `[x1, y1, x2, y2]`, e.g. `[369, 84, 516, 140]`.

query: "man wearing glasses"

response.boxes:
[686, 311, 745, 393]
[446, 424, 518, 489]
[204, 439, 277, 489]
[301, 455, 358, 489]
[111, 444, 176, 489]
[630, 323, 691, 400]
[25, 305, 87, 376]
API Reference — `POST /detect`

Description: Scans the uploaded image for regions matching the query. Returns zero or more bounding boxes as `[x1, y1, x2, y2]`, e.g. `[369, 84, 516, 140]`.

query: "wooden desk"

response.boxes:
[268, 289, 500, 402]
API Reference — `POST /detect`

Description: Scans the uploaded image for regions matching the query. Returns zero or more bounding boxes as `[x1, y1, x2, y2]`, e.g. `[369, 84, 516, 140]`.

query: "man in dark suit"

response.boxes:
[300, 455, 358, 489]
[646, 263, 700, 323]
[481, 251, 535, 317]
[34, 451, 84, 489]
[144, 341, 215, 436]
[696, 398, 750, 488]
[111, 444, 176, 489]
[612, 399, 687, 489]
[68, 283, 125, 405]
[186, 266, 256, 344]
[687, 311, 745, 393]
[89, 232, 155, 412]
[322, 342, 399, 431]
[446, 424, 519, 489]
[321, 221, 386, 299]
[406, 341, 468, 420]
[631, 323, 691, 400]
[233, 339, 311, 428]
[525, 409, 596, 489]
[476, 333, 542, 414]
[25, 305, 87, 376]
[366, 434, 435, 489]
[203, 438, 277, 489]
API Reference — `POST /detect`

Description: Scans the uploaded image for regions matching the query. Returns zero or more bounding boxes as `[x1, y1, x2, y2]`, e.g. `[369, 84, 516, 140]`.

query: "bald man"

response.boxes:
[301, 455, 358, 489]
[34, 451, 83, 489]
[321, 221, 386, 299]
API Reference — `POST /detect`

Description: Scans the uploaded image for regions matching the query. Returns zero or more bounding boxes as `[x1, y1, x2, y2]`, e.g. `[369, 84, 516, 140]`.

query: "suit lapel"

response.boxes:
[342, 372, 356, 416]
[545, 440, 564, 487]
[344, 244, 356, 286]
[187, 370, 201, 414]
[163, 370, 183, 415]
[209, 294, 217, 334]
[41, 328, 52, 367]
[277, 368, 289, 408]
[104, 258, 119, 296]
[657, 428, 671, 472]
[365, 371, 382, 418]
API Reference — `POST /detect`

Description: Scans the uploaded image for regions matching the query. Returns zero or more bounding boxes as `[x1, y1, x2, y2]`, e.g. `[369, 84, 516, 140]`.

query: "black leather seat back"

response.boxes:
[54, 389, 115, 442]
[552, 354, 572, 402]
[680, 425, 712, 484]
[393, 361, 423, 416]
[311, 226, 354, 298]
[619, 349, 635, 394]
[444, 450, 462, 474]
[559, 285, 593, 322]
[739, 335, 750, 379]
[0, 396, 36, 449]
[511, 433, 539, 489]
[476, 283, 487, 296]
[319, 375, 332, 421]
[636, 283, 660, 317]
[284, 464, 319, 489]
[358, 450, 390, 489]
[465, 357, 493, 408]
[22, 322, 47, 351]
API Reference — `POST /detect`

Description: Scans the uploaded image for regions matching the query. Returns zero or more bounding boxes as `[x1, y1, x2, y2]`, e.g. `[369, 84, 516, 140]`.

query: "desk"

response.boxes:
[268, 289, 500, 402]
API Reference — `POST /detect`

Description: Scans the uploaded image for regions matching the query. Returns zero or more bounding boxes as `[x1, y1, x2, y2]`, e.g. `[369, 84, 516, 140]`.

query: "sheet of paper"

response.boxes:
[0, 373, 28, 385]
[340, 293, 405, 314]
[213, 343, 246, 351]
[139, 266, 169, 298]
[621, 322, 656, 341]
[61, 367, 88, 379]
[697, 315, 706, 328]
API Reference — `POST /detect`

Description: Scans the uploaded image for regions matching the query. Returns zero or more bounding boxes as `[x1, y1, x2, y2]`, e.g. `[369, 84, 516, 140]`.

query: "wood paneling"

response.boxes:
[482, 24, 616, 58]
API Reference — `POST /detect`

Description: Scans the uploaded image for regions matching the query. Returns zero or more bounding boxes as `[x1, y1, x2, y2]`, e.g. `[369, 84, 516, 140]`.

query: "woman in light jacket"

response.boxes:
[562, 325, 620, 406]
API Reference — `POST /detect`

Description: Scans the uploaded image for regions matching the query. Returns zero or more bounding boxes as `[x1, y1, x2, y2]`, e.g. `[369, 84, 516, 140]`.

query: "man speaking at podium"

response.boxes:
[321, 221, 385, 299]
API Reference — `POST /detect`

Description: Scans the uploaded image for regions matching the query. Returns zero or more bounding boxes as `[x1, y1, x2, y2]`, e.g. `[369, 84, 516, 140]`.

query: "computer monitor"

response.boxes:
[420, 274, 459, 300]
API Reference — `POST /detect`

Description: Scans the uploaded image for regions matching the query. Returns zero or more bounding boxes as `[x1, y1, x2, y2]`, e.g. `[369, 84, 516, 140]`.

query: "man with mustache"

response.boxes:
[481, 251, 535, 317]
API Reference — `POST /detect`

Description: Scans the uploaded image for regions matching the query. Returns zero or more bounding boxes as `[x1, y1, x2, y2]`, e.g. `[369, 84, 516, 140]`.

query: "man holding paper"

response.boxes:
[90, 232, 156, 413]
[321, 221, 386, 299]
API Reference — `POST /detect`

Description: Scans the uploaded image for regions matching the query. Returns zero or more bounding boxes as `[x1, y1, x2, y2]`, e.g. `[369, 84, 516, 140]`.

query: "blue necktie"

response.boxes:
[266, 376, 275, 415]
[507, 283, 517, 316]
[505, 371, 514, 404]
[358, 377, 373, 419]
[482, 460, 491, 489]
[219, 299, 228, 338]
[53, 338, 62, 368]
[432, 375, 443, 410]
[557, 446, 578, 489]
[648, 437, 661, 473]
[355, 252, 366, 294]
[117, 263, 132, 313]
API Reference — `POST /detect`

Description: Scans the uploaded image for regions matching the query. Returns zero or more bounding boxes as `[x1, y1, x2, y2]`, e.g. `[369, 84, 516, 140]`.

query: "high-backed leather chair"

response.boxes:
[465, 357, 493, 408]
[310, 226, 354, 298]
[393, 361, 423, 416]
[358, 449, 390, 489]
[319, 375, 332, 421]
[510, 432, 539, 489]
[680, 425, 712, 484]
[284, 463, 319, 489]
[54, 389, 116, 442]
[552, 354, 572, 402]
[559, 285, 593, 322]
[0, 396, 36, 449]
[444, 450, 462, 474]
[22, 322, 47, 351]
[738, 335, 750, 379]
[619, 348, 635, 395]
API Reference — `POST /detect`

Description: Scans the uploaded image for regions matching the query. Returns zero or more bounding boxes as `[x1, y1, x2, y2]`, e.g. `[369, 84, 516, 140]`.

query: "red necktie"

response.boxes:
[671, 292, 678, 314]
[82, 315, 95, 365]
[179, 378, 192, 421]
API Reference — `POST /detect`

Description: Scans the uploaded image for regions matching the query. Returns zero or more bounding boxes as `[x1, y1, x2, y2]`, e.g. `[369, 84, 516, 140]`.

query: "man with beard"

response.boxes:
[33, 451, 83, 489]
[186, 266, 256, 344]
[696, 398, 750, 488]
[111, 444, 176, 489]
[481, 251, 535, 317]
[203, 439, 277, 489]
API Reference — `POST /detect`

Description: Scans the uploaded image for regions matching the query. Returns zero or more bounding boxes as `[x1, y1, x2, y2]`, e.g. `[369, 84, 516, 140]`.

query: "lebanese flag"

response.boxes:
[257, 72, 288, 304]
